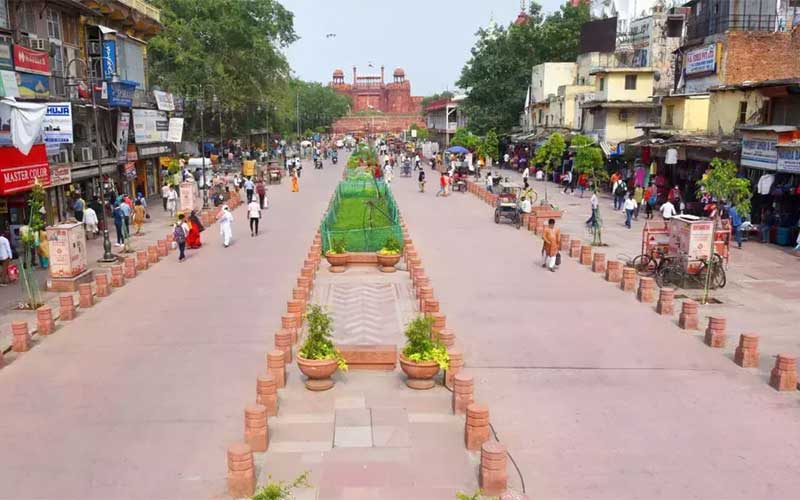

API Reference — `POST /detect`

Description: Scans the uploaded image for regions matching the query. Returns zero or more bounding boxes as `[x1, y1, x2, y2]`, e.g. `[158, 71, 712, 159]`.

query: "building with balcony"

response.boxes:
[424, 95, 467, 147]
[580, 67, 660, 145]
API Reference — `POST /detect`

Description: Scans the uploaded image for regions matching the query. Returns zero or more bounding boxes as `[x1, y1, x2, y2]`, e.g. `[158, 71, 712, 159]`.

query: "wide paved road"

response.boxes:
[392, 172, 800, 499]
[0, 159, 341, 499]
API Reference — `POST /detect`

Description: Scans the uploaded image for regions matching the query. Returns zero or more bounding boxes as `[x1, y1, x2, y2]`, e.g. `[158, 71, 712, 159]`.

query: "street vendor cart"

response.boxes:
[494, 182, 524, 229]
[266, 160, 283, 185]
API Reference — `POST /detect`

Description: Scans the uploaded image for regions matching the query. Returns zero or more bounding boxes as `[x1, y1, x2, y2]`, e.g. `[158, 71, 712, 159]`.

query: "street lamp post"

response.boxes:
[66, 57, 117, 262]
[189, 84, 216, 208]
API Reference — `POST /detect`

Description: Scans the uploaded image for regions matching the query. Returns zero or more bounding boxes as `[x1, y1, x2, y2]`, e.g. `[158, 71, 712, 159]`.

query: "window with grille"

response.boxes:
[47, 9, 62, 41]
[625, 75, 638, 90]
[665, 105, 674, 126]
[738, 102, 748, 123]
[18, 3, 36, 33]
[599, 77, 605, 91]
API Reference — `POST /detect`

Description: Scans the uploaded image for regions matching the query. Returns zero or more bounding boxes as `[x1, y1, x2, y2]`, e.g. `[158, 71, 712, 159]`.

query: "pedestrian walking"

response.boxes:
[633, 185, 644, 220]
[161, 183, 170, 211]
[436, 172, 447, 197]
[218, 205, 234, 247]
[187, 210, 204, 249]
[623, 194, 637, 228]
[0, 232, 12, 286]
[73, 194, 86, 222]
[291, 170, 299, 192]
[248, 198, 262, 236]
[244, 176, 255, 203]
[612, 178, 626, 210]
[644, 183, 656, 219]
[562, 170, 573, 194]
[586, 191, 599, 227]
[256, 179, 266, 209]
[84, 205, 99, 239]
[485, 172, 493, 193]
[418, 169, 426, 193]
[660, 199, 677, 220]
[113, 202, 125, 246]
[173, 213, 189, 262]
[167, 186, 178, 218]
[728, 203, 743, 249]
[541, 219, 561, 272]
[133, 199, 146, 235]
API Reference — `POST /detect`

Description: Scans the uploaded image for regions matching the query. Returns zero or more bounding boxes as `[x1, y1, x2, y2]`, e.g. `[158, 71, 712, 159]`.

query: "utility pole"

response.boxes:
[296, 89, 301, 138]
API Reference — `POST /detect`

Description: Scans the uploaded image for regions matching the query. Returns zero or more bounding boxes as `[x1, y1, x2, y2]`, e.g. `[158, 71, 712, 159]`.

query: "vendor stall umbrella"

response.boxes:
[447, 146, 469, 154]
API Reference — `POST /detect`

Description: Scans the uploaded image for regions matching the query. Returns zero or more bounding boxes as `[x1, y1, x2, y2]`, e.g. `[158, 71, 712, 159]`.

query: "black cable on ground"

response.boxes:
[443, 380, 527, 494]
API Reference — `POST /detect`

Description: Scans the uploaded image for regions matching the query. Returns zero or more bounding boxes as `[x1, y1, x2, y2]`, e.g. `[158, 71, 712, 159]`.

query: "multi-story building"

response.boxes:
[0, 0, 167, 236]
[424, 95, 467, 147]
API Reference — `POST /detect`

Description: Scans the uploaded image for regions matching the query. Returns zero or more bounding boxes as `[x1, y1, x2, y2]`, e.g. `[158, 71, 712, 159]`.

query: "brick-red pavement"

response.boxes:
[392, 171, 800, 499]
[0, 159, 341, 499]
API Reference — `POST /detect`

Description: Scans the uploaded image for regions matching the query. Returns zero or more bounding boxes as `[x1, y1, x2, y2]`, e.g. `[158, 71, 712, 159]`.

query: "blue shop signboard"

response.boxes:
[106, 80, 137, 107]
[102, 39, 117, 79]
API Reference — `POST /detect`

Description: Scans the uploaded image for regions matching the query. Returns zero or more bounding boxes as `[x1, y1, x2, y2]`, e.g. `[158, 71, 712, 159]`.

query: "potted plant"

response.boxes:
[399, 315, 449, 390]
[325, 237, 349, 273]
[296, 304, 347, 391]
[376, 236, 402, 272]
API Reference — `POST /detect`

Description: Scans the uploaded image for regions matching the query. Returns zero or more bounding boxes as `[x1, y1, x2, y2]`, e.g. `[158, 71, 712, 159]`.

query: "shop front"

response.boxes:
[741, 127, 800, 244]
[0, 144, 52, 251]
[133, 143, 172, 198]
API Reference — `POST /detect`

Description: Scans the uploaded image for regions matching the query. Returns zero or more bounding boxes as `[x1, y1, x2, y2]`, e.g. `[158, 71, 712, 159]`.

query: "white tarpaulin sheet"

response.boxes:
[0, 97, 47, 155]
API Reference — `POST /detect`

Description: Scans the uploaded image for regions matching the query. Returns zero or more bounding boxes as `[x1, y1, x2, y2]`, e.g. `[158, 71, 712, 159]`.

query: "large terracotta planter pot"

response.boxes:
[376, 252, 401, 273]
[399, 354, 440, 390]
[325, 252, 349, 273]
[296, 355, 338, 391]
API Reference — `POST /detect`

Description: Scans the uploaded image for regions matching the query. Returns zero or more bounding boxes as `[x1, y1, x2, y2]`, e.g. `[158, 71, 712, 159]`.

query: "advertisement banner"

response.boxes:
[777, 146, 800, 174]
[107, 80, 136, 107]
[132, 109, 169, 143]
[43, 103, 73, 144]
[741, 132, 777, 170]
[17, 72, 49, 99]
[116, 112, 130, 163]
[686, 44, 716, 75]
[49, 164, 72, 187]
[0, 42, 13, 70]
[167, 117, 184, 143]
[102, 39, 117, 79]
[0, 69, 19, 97]
[153, 90, 175, 111]
[0, 144, 52, 195]
[13, 46, 50, 76]
[46, 223, 87, 278]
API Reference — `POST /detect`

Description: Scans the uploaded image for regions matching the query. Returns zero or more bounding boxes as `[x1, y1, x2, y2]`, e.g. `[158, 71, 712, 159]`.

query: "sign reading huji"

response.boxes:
[0, 144, 51, 195]
[685, 44, 716, 75]
[43, 103, 73, 144]
[13, 46, 50, 75]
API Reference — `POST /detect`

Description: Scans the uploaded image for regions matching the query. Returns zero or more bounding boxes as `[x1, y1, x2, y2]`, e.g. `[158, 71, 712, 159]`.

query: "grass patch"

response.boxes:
[331, 196, 393, 231]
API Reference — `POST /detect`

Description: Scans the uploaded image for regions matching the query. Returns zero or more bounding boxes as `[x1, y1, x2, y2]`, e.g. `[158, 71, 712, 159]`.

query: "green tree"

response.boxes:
[482, 129, 500, 163]
[421, 91, 455, 109]
[409, 123, 430, 141]
[450, 128, 479, 150]
[697, 158, 752, 216]
[534, 132, 566, 203]
[571, 134, 608, 245]
[457, 2, 590, 135]
[17, 183, 46, 309]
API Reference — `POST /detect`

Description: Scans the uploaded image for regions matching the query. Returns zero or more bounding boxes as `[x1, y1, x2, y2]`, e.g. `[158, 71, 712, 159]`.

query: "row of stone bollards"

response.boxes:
[400, 215, 518, 498]
[226, 230, 323, 498]
[0, 235, 177, 369]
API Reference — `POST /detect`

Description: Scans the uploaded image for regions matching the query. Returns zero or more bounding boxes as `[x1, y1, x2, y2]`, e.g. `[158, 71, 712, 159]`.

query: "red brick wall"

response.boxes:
[723, 29, 800, 85]
[332, 114, 424, 134]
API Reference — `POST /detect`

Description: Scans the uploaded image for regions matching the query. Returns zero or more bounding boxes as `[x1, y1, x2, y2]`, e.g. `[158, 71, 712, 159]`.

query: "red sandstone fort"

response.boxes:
[330, 66, 424, 135]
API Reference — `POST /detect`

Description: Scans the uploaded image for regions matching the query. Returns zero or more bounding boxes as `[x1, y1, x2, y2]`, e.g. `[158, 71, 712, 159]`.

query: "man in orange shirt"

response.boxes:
[541, 219, 561, 272]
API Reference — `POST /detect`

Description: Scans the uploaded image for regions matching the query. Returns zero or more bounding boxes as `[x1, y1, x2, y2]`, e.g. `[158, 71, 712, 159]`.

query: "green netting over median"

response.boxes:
[320, 179, 403, 253]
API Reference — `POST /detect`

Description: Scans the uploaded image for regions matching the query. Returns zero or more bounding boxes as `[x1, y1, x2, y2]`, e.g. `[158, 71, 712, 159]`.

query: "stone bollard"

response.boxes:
[620, 267, 637, 292]
[704, 316, 727, 348]
[415, 277, 430, 298]
[769, 354, 798, 392]
[438, 328, 456, 349]
[111, 265, 125, 288]
[244, 404, 268, 452]
[292, 287, 308, 302]
[287, 299, 305, 315]
[267, 350, 286, 388]
[418, 287, 433, 309]
[445, 349, 464, 390]
[78, 283, 94, 309]
[560, 234, 571, 252]
[423, 298, 440, 315]
[591, 252, 606, 273]
[11, 321, 30, 352]
[156, 240, 168, 257]
[36, 306, 55, 335]
[605, 260, 623, 283]
[465, 403, 491, 451]
[656, 287, 675, 315]
[569, 239, 581, 258]
[480, 441, 508, 496]
[678, 300, 699, 330]
[521, 214, 530, 229]
[274, 329, 293, 362]
[165, 232, 173, 242]
[59, 294, 76, 321]
[147, 245, 159, 264]
[527, 216, 536, 231]
[256, 373, 278, 416]
[227, 443, 255, 498]
[281, 314, 298, 344]
[136, 250, 148, 270]
[535, 222, 545, 235]
[637, 277, 656, 303]
[95, 273, 110, 298]
[124, 257, 137, 279]
[452, 373, 474, 415]
[579, 245, 593, 265]
[734, 333, 759, 368]
[297, 276, 312, 291]
[300, 266, 314, 281]
[430, 312, 446, 333]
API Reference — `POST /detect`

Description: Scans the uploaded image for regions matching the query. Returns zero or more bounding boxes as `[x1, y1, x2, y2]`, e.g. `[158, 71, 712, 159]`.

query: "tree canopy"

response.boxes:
[697, 158, 752, 216]
[571, 134, 608, 190]
[457, 2, 591, 135]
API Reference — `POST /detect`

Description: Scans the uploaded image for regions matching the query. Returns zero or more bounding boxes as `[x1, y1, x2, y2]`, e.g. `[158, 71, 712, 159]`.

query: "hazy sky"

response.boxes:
[280, 0, 563, 96]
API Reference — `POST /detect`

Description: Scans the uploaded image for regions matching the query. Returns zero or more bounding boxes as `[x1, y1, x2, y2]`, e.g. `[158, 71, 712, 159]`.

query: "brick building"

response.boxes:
[329, 66, 423, 135]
